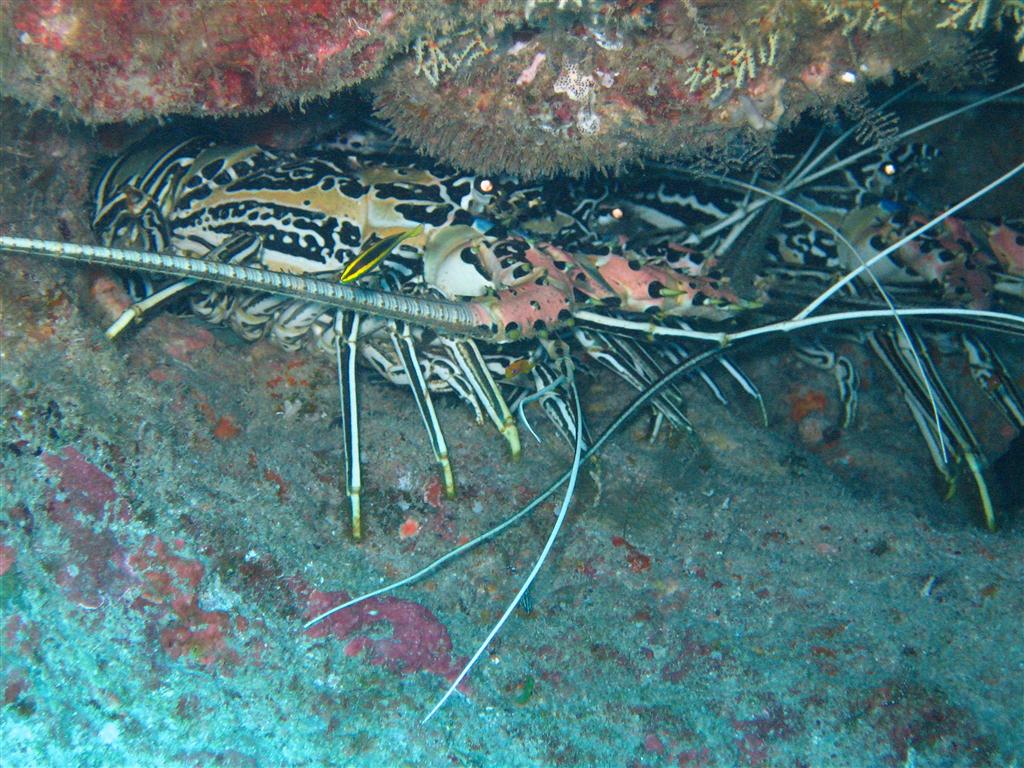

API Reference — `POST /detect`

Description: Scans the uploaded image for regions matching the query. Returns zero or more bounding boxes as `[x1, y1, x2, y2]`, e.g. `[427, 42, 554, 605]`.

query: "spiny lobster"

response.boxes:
[24, 127, 752, 542]
[1, 82, 1022, 722]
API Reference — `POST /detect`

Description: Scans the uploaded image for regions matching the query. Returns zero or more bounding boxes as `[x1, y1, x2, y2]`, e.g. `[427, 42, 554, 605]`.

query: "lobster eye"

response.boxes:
[611, 207, 624, 220]
[883, 162, 897, 176]
[479, 179, 494, 193]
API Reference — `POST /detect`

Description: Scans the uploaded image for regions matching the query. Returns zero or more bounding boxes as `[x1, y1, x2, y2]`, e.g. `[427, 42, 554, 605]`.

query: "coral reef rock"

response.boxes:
[2, 1, 1020, 176]
[0, 0, 435, 121]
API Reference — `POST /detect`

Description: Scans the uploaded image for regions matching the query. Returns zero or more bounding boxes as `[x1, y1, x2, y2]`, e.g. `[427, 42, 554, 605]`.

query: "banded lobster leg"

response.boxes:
[426, 343, 583, 450]
[573, 327, 693, 438]
[279, 303, 461, 540]
[328, 313, 463, 537]
[650, 331, 768, 427]
[866, 327, 996, 530]
[102, 238, 469, 536]
[962, 334, 1024, 431]
[797, 321, 1023, 532]
[525, 355, 585, 448]
[97, 227, 380, 537]
[414, 341, 580, 449]
[572, 319, 768, 439]
[791, 328, 1024, 443]
[786, 323, 1016, 531]
[334, 312, 363, 540]
[273, 304, 443, 541]
[437, 337, 522, 459]
[387, 320, 457, 499]
[352, 318, 533, 521]
[791, 337, 861, 430]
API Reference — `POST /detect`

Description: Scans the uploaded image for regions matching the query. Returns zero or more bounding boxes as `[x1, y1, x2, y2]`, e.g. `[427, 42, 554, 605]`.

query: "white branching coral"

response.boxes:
[806, 0, 1022, 60]
[939, 0, 996, 30]
[684, 28, 779, 97]
[413, 32, 491, 86]
[939, 0, 1024, 60]
[815, 0, 900, 33]
[684, 55, 725, 97]
[722, 31, 780, 90]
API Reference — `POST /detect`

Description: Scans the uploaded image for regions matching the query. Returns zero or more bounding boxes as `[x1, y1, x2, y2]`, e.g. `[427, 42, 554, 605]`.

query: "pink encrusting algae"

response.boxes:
[1, 0, 414, 121]
[304, 589, 467, 683]
[41, 446, 136, 610]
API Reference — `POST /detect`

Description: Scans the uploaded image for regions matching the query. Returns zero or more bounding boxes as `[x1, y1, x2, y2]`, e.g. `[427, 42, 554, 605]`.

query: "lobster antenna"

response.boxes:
[798, 158, 1024, 319]
[663, 80, 1024, 243]
[305, 300, 1023, 717]
[305, 302, 1024, 630]
[572, 151, 1024, 346]
[791, 80, 1024, 197]
[422, 379, 586, 722]
[574, 307, 1024, 344]
[0, 236, 489, 340]
[304, 348, 725, 631]
[704, 173, 952, 461]
[784, 83, 918, 186]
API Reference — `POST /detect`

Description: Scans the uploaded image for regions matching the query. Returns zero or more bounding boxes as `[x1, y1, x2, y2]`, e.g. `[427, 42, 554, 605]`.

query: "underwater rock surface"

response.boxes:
[3, 0, 1022, 174]
[0, 5, 1022, 760]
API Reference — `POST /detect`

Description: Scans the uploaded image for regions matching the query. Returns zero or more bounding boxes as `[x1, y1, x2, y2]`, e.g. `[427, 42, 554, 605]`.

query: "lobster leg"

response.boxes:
[416, 348, 487, 425]
[602, 331, 692, 441]
[575, 329, 692, 433]
[389, 321, 456, 499]
[336, 312, 364, 539]
[268, 303, 327, 350]
[834, 356, 860, 430]
[962, 334, 1024, 429]
[224, 293, 289, 342]
[867, 328, 995, 530]
[792, 338, 860, 429]
[528, 363, 582, 447]
[716, 356, 769, 426]
[106, 280, 197, 339]
[441, 338, 521, 460]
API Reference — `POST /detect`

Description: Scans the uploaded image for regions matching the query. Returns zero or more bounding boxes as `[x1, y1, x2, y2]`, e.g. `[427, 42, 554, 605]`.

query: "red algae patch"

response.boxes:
[398, 517, 421, 540]
[41, 447, 136, 609]
[212, 416, 242, 441]
[128, 535, 256, 673]
[304, 589, 466, 682]
[0, 541, 16, 576]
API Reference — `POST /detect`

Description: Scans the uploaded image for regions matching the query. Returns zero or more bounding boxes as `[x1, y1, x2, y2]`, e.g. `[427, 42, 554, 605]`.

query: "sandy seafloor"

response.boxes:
[1, 87, 1023, 768]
